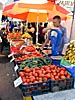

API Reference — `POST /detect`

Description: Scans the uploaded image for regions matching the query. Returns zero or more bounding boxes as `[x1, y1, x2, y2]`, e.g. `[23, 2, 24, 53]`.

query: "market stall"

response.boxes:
[7, 37, 74, 100]
[2, 0, 75, 100]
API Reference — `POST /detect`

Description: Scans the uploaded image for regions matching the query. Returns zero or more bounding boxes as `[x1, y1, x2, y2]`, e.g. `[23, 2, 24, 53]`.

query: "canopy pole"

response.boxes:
[69, 0, 75, 41]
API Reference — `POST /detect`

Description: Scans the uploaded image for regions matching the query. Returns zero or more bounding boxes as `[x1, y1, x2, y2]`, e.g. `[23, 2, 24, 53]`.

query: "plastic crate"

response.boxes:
[19, 80, 50, 96]
[50, 76, 74, 92]
[51, 59, 60, 66]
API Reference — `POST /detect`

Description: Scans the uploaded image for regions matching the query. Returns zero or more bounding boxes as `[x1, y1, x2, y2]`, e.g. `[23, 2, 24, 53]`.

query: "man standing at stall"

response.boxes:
[41, 15, 68, 56]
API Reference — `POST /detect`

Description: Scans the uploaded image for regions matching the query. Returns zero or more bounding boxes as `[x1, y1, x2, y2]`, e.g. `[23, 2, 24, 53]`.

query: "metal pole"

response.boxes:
[70, 0, 75, 41]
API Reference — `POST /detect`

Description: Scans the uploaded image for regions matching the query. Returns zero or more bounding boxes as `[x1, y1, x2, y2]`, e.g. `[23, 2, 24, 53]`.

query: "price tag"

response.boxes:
[10, 56, 15, 62]
[14, 65, 18, 72]
[14, 77, 22, 88]
[8, 53, 14, 58]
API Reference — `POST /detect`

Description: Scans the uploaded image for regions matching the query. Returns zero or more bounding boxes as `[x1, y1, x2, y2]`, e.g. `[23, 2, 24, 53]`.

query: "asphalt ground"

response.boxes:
[0, 55, 23, 100]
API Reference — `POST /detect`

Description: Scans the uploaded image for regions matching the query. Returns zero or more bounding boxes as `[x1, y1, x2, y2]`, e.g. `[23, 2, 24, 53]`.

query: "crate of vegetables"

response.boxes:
[49, 65, 74, 92]
[18, 57, 52, 69]
[19, 66, 51, 96]
[14, 52, 43, 62]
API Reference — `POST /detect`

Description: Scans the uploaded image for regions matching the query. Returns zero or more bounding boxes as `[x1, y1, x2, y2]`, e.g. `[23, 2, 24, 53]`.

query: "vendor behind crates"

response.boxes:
[41, 15, 68, 56]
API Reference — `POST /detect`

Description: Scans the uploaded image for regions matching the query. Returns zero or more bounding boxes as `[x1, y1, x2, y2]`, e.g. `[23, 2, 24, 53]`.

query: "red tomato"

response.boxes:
[60, 70, 65, 75]
[34, 73, 38, 77]
[30, 76, 35, 82]
[41, 68, 45, 72]
[39, 77, 43, 82]
[19, 72, 25, 77]
[26, 79, 30, 83]
[50, 65, 56, 70]
[42, 70, 46, 74]
[23, 67, 27, 72]
[29, 72, 33, 76]
[64, 71, 68, 76]
[56, 69, 60, 73]
[60, 75, 66, 79]
[50, 77, 55, 80]
[54, 76, 59, 80]
[66, 74, 71, 78]
[46, 73, 51, 79]
[61, 68, 66, 71]
[51, 69, 56, 73]
[38, 70, 42, 74]
[25, 73, 29, 76]
[36, 52, 41, 56]
[22, 77, 26, 83]
[46, 70, 51, 73]
[57, 73, 60, 77]
[39, 74, 44, 78]
[25, 68, 31, 73]
[53, 72, 57, 76]
[46, 67, 50, 70]
[34, 66, 40, 70]
[42, 66, 48, 70]
[25, 76, 29, 79]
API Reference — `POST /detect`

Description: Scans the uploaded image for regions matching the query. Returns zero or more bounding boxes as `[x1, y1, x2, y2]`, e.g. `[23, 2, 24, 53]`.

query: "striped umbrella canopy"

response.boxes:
[2, 0, 70, 43]
[2, 0, 54, 22]
[2, 0, 70, 22]
[48, 4, 72, 21]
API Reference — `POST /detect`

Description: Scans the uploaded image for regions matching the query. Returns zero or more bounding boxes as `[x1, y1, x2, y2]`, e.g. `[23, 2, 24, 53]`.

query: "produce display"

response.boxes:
[10, 45, 36, 54]
[21, 32, 31, 39]
[8, 38, 74, 96]
[63, 40, 75, 64]
[7, 32, 21, 40]
[10, 45, 21, 54]
[19, 65, 71, 84]
[15, 52, 43, 61]
[18, 57, 52, 69]
[20, 46, 36, 53]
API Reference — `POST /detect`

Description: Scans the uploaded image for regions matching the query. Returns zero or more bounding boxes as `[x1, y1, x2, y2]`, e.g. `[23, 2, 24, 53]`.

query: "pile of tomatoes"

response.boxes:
[19, 65, 71, 84]
[10, 45, 36, 54]
[20, 46, 36, 54]
[10, 45, 21, 54]
[15, 52, 43, 61]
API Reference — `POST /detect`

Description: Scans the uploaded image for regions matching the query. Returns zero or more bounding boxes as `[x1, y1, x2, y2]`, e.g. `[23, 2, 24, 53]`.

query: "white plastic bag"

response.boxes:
[0, 36, 2, 43]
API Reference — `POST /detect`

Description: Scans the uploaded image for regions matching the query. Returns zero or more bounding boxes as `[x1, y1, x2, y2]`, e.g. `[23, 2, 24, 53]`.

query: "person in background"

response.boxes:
[38, 23, 45, 44]
[9, 21, 14, 32]
[41, 15, 68, 56]
[0, 27, 10, 55]
[27, 23, 36, 44]
[6, 21, 10, 34]
[43, 23, 48, 40]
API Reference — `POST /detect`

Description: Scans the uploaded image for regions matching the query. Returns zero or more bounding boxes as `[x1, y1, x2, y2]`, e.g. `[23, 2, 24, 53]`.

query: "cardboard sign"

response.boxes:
[14, 77, 22, 88]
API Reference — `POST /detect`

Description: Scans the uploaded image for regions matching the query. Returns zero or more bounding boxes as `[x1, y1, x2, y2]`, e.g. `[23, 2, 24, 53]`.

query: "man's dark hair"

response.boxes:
[53, 15, 61, 22]
[53, 15, 61, 20]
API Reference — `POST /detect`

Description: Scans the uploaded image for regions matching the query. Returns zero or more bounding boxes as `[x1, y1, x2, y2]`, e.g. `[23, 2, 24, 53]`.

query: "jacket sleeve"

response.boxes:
[63, 27, 69, 44]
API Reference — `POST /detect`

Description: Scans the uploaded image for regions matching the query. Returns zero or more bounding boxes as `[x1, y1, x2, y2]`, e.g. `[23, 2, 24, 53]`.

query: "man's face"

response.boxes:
[53, 19, 60, 27]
